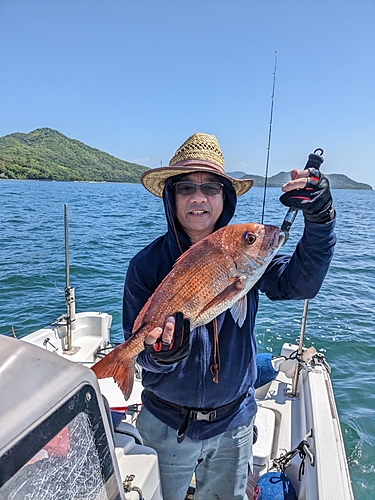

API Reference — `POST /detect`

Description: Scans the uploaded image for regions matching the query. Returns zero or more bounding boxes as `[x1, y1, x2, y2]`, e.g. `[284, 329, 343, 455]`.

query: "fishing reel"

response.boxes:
[281, 148, 324, 243]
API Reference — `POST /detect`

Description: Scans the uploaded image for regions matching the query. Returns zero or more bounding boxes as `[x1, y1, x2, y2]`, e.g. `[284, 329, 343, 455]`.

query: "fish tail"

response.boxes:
[91, 346, 135, 400]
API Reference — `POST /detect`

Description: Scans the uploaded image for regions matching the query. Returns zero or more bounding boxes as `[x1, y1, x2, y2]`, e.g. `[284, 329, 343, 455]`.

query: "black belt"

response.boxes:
[143, 389, 248, 443]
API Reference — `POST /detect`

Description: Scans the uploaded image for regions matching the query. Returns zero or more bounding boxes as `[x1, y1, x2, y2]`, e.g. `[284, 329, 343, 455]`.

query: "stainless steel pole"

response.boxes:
[290, 299, 309, 397]
[64, 204, 72, 351]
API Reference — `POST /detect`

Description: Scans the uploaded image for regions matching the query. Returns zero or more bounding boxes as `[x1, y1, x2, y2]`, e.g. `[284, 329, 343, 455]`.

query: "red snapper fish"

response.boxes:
[92, 223, 283, 399]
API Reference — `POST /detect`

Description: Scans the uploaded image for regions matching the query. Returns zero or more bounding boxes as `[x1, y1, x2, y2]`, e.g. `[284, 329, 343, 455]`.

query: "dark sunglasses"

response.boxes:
[174, 181, 224, 196]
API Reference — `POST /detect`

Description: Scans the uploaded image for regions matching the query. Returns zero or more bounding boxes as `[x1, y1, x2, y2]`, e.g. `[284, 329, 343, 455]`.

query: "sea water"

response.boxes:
[0, 179, 374, 498]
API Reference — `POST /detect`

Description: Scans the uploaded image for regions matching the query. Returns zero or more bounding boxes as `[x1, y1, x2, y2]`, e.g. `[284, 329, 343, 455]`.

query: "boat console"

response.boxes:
[0, 335, 163, 500]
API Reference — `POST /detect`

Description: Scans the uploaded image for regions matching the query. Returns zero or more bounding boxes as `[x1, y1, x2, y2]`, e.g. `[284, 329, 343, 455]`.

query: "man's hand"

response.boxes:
[280, 167, 335, 223]
[144, 312, 190, 365]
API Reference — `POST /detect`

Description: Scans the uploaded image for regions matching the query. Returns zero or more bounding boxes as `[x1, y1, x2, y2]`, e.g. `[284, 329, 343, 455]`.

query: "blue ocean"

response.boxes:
[0, 179, 374, 498]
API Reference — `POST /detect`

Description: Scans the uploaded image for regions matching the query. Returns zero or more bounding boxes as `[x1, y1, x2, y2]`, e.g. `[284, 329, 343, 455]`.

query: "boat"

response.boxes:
[0, 309, 354, 499]
[0, 207, 354, 499]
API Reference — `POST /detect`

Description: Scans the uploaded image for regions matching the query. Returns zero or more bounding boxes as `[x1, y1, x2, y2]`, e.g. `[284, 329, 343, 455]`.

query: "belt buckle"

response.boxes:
[190, 410, 217, 422]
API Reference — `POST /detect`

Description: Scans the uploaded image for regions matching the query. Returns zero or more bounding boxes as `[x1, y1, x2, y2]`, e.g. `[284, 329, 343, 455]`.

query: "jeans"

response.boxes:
[136, 406, 254, 500]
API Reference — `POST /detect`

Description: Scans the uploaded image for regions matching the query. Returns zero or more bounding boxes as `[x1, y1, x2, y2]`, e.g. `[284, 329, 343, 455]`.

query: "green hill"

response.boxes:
[0, 128, 148, 183]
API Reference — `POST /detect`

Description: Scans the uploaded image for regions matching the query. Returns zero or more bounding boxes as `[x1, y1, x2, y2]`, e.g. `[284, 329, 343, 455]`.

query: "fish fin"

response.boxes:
[230, 295, 247, 327]
[91, 346, 135, 400]
[132, 305, 147, 332]
[199, 276, 247, 318]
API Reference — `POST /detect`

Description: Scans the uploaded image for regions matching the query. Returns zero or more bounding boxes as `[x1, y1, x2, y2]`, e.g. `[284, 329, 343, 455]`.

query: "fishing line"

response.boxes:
[261, 51, 277, 224]
[258, 52, 278, 366]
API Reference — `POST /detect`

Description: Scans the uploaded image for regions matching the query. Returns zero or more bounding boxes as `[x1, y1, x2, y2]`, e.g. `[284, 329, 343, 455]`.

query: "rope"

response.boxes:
[272, 430, 314, 480]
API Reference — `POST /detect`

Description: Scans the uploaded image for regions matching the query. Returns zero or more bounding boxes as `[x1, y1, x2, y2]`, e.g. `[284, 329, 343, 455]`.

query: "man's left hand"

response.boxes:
[144, 312, 190, 365]
[279, 167, 335, 223]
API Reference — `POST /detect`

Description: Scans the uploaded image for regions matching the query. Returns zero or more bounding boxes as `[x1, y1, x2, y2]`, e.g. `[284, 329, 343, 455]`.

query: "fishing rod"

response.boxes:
[260, 55, 324, 395]
[261, 51, 277, 224]
[260, 53, 325, 240]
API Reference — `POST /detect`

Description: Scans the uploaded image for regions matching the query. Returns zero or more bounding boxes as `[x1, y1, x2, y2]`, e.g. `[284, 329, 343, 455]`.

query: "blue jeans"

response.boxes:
[136, 406, 254, 500]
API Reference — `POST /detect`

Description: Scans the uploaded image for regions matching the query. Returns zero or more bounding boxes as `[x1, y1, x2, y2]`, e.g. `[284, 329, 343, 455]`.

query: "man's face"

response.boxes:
[174, 172, 224, 244]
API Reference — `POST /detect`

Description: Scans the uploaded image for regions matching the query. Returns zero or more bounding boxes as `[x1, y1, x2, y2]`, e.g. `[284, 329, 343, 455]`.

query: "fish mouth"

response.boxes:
[267, 227, 285, 250]
[276, 232, 285, 249]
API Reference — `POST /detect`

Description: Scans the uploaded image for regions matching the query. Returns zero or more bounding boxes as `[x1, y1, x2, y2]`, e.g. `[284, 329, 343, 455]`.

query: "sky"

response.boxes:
[1, 0, 374, 187]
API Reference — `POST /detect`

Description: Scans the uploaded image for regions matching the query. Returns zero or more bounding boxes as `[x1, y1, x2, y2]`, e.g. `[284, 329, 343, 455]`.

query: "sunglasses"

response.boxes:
[174, 181, 224, 196]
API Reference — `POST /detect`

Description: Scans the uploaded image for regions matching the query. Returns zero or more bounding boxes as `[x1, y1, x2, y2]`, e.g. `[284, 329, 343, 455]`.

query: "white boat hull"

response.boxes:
[253, 343, 354, 499]
[0, 313, 354, 499]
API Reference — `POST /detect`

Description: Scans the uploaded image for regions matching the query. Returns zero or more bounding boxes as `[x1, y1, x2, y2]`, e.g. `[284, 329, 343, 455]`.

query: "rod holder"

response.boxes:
[62, 204, 79, 355]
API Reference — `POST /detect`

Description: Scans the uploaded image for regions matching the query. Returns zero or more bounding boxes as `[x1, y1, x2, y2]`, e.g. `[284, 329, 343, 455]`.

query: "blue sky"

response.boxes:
[1, 0, 374, 187]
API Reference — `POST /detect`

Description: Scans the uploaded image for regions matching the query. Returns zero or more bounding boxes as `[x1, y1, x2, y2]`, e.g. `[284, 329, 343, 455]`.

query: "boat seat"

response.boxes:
[115, 421, 144, 446]
[253, 406, 275, 468]
[101, 394, 144, 446]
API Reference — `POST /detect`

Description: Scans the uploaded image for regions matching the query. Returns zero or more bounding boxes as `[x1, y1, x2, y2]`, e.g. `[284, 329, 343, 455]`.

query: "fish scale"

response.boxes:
[92, 222, 283, 399]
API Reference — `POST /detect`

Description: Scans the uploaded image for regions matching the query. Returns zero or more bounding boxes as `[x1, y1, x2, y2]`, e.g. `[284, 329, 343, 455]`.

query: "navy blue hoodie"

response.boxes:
[122, 178, 336, 440]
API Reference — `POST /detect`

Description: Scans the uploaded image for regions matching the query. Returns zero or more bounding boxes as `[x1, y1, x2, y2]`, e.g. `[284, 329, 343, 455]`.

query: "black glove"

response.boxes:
[279, 167, 335, 223]
[144, 312, 190, 365]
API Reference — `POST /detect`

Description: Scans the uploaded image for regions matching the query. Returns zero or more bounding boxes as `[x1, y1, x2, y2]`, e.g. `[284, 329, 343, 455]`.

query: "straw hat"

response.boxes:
[140, 132, 254, 198]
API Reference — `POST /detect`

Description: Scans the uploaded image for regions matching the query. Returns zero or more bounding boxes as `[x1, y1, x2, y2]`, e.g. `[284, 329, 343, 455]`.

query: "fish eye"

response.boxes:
[243, 231, 257, 245]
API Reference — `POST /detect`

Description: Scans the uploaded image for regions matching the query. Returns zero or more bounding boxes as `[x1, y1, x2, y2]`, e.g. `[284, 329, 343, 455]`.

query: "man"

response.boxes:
[122, 132, 336, 500]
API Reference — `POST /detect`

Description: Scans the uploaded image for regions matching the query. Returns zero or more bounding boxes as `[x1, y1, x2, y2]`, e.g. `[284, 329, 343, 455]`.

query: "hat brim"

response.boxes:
[140, 164, 254, 198]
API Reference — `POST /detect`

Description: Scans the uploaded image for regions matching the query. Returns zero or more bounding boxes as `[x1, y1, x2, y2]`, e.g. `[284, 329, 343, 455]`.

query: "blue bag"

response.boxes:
[254, 471, 297, 500]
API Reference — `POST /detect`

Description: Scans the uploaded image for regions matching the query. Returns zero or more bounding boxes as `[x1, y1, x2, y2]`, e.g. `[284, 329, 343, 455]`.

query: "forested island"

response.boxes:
[0, 128, 372, 190]
[0, 128, 147, 183]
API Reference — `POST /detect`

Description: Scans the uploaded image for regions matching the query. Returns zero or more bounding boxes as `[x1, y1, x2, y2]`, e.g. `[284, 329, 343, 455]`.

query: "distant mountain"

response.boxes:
[324, 173, 372, 190]
[228, 170, 373, 190]
[0, 128, 148, 183]
[228, 171, 265, 186]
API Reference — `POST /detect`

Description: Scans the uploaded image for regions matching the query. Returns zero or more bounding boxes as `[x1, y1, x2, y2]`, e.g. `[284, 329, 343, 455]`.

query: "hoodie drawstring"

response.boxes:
[210, 318, 221, 383]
